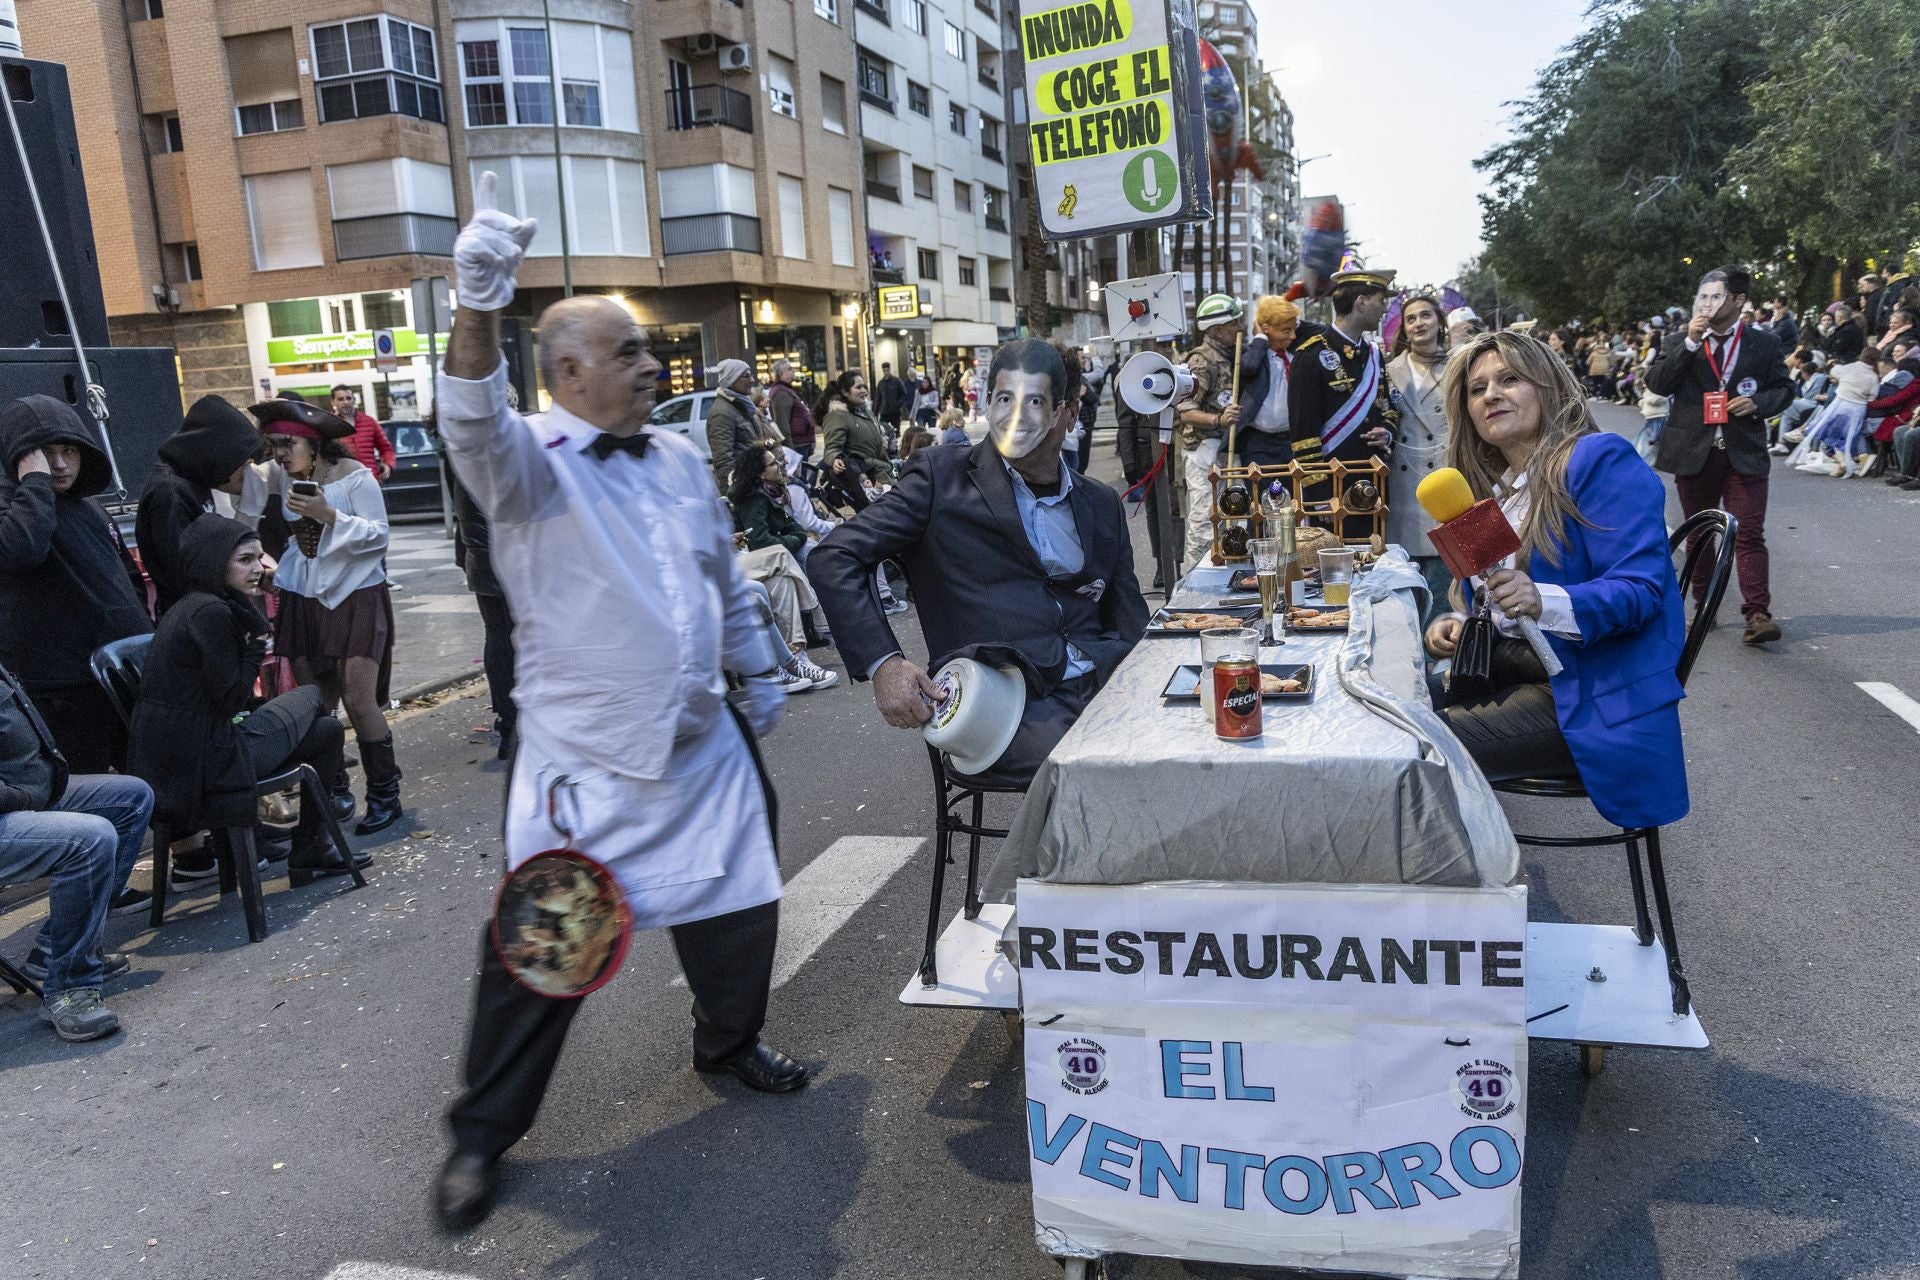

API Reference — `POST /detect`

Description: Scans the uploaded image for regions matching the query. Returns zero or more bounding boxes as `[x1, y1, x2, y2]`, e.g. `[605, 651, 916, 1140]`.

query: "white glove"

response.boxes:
[453, 171, 538, 313]
[738, 673, 788, 738]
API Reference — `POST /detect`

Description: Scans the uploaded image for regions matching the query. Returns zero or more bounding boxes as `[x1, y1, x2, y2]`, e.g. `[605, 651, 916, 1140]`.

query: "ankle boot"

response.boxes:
[328, 769, 356, 822]
[288, 814, 371, 885]
[355, 735, 403, 835]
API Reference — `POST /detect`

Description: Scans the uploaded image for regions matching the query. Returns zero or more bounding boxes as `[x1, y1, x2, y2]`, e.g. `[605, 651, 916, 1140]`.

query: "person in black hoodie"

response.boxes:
[129, 516, 369, 884]
[446, 454, 516, 758]
[136, 395, 262, 618]
[0, 660, 154, 1041]
[0, 396, 154, 771]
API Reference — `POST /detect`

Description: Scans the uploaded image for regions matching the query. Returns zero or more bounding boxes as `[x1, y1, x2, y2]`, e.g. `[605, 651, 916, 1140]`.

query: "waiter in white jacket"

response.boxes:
[431, 174, 806, 1234]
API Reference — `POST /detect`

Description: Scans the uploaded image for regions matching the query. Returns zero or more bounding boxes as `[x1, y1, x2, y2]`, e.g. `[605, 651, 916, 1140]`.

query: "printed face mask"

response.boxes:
[987, 369, 1060, 460]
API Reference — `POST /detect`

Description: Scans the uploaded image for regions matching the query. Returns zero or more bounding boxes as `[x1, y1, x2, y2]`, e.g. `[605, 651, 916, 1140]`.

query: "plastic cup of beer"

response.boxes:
[1317, 548, 1357, 606]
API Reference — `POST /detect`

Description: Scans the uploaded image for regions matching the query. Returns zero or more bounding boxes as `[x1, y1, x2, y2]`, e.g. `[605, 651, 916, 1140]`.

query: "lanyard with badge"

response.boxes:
[1701, 324, 1743, 425]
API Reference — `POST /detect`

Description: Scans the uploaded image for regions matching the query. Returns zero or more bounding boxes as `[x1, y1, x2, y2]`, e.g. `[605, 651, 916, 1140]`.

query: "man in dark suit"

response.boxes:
[808, 339, 1149, 787]
[1644, 264, 1795, 646]
[874, 362, 909, 436]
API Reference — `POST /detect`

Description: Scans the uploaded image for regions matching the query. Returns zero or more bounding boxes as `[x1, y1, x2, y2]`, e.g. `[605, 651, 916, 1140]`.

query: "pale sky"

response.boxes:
[1249, 0, 1594, 286]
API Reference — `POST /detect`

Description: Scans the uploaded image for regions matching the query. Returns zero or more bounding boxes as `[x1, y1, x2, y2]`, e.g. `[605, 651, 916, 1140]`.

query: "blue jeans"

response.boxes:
[0, 775, 152, 996]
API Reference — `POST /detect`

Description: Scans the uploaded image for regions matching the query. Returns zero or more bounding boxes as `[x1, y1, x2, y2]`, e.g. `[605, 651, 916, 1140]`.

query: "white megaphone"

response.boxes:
[1117, 351, 1194, 443]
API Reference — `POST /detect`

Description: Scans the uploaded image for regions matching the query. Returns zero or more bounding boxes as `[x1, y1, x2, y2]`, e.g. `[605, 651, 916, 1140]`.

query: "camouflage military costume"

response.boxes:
[1175, 337, 1239, 452]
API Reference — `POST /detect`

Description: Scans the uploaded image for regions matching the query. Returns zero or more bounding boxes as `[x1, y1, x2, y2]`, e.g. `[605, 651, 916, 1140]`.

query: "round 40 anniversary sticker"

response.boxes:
[1455, 1057, 1517, 1122]
[1057, 1037, 1111, 1095]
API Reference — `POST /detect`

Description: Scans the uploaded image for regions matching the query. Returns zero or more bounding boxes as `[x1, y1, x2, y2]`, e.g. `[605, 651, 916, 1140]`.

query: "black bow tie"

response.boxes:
[588, 431, 652, 462]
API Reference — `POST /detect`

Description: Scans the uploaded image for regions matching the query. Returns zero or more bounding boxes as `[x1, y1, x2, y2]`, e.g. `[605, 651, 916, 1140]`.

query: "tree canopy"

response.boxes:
[1474, 0, 1920, 324]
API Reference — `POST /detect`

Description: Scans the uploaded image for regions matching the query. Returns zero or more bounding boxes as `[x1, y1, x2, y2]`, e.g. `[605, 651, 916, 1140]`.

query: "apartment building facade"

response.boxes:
[850, 0, 1015, 379]
[19, 0, 870, 417]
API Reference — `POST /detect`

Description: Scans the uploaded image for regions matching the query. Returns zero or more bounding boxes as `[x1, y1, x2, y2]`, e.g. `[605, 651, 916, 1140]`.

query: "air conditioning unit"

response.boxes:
[685, 33, 723, 56]
[719, 43, 753, 73]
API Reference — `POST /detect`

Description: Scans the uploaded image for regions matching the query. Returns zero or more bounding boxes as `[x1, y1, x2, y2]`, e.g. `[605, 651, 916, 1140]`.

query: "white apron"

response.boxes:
[505, 713, 781, 931]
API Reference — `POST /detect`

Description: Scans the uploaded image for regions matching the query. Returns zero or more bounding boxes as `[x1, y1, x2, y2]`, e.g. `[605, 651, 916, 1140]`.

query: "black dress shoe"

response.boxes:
[435, 1150, 500, 1233]
[694, 1041, 810, 1093]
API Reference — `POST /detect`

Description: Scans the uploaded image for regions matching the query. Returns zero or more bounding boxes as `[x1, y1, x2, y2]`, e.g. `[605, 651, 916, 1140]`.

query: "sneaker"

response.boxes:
[169, 850, 220, 888]
[22, 949, 130, 984]
[882, 596, 911, 616]
[791, 655, 840, 690]
[109, 887, 153, 917]
[1884, 473, 1912, 485]
[1824, 459, 1847, 477]
[1769, 444, 1791, 456]
[1781, 428, 1805, 444]
[41, 988, 120, 1042]
[774, 665, 819, 694]
[1742, 612, 1781, 645]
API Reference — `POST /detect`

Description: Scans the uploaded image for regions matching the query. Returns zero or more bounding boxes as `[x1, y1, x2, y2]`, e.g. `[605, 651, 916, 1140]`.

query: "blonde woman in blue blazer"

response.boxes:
[1425, 331, 1689, 830]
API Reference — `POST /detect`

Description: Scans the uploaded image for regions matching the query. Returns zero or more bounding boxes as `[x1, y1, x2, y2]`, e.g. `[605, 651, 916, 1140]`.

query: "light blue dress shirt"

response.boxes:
[1003, 459, 1093, 678]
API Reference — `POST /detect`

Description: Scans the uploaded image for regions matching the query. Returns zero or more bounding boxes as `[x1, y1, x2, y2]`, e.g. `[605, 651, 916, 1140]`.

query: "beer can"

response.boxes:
[1213, 658, 1263, 739]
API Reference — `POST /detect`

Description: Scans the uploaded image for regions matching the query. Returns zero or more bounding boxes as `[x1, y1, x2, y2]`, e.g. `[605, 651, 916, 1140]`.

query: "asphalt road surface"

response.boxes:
[4, 401, 1918, 1279]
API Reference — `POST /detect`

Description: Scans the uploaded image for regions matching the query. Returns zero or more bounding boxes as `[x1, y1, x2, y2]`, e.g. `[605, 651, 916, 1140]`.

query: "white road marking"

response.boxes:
[324, 1267, 481, 1280]
[672, 835, 925, 990]
[1857, 682, 1920, 735]
[396, 594, 483, 614]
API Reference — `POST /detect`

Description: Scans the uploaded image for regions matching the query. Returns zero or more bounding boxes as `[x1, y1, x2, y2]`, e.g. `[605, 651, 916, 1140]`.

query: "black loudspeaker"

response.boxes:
[0, 348, 183, 503]
[1, 57, 111, 349]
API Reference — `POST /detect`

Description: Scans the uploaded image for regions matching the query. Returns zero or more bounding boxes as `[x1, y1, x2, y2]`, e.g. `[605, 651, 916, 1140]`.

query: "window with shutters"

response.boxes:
[472, 156, 654, 258]
[958, 257, 977, 286]
[943, 21, 963, 57]
[829, 188, 854, 267]
[907, 81, 929, 115]
[456, 20, 632, 131]
[952, 179, 973, 212]
[820, 74, 847, 133]
[912, 165, 934, 200]
[767, 55, 798, 118]
[948, 102, 966, 135]
[917, 247, 940, 280]
[309, 17, 442, 124]
[226, 30, 306, 135]
[244, 171, 325, 271]
[904, 0, 926, 32]
[778, 176, 807, 260]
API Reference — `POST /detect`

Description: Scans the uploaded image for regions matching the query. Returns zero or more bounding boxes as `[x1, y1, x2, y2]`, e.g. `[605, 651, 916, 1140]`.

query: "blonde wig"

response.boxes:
[1440, 331, 1600, 569]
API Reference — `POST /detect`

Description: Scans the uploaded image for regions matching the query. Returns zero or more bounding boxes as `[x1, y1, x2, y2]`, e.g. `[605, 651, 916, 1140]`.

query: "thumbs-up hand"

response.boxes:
[453, 170, 538, 313]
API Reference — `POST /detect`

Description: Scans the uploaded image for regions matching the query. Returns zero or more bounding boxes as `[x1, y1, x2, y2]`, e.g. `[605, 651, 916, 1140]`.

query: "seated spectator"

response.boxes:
[808, 339, 1149, 789]
[0, 659, 153, 1041]
[936, 408, 970, 447]
[1794, 345, 1880, 476]
[129, 516, 368, 885]
[331, 386, 395, 483]
[1773, 349, 1830, 452]
[1880, 352, 1920, 490]
[0, 396, 153, 772]
[730, 447, 837, 691]
[138, 395, 261, 618]
[818, 371, 889, 512]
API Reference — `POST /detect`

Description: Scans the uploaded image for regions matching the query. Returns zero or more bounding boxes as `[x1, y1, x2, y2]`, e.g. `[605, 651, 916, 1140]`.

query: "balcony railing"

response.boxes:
[981, 143, 1002, 163]
[872, 265, 905, 284]
[859, 85, 894, 112]
[333, 213, 457, 261]
[865, 179, 901, 203]
[665, 84, 754, 132]
[661, 213, 762, 256]
[984, 213, 1007, 233]
[989, 286, 1011, 302]
[975, 0, 995, 14]
[856, 0, 890, 20]
[977, 67, 1000, 93]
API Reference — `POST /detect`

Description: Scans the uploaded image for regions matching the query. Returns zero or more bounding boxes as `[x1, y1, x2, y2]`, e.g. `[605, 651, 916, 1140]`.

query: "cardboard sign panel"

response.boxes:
[1015, 0, 1211, 241]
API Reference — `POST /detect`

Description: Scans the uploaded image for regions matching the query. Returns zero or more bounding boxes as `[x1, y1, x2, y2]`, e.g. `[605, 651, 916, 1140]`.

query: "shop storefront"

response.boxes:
[246, 292, 440, 422]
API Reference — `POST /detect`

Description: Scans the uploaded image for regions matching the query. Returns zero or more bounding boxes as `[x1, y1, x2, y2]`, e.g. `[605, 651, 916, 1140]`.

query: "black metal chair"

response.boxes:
[0, 953, 42, 999]
[919, 744, 1025, 988]
[1491, 509, 1738, 1017]
[90, 636, 364, 943]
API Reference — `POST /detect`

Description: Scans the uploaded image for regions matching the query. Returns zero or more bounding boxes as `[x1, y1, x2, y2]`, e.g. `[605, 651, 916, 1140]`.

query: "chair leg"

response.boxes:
[216, 831, 238, 896]
[0, 955, 41, 998]
[1622, 833, 1655, 946]
[148, 823, 173, 929]
[229, 827, 269, 944]
[920, 814, 953, 989]
[1642, 827, 1691, 1016]
[962, 789, 985, 921]
[299, 767, 367, 888]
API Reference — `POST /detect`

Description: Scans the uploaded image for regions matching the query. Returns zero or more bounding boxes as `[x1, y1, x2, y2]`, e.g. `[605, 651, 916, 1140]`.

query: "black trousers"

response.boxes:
[949, 673, 1098, 791]
[33, 682, 127, 774]
[240, 685, 346, 838]
[1440, 674, 1577, 783]
[474, 591, 517, 741]
[446, 899, 780, 1162]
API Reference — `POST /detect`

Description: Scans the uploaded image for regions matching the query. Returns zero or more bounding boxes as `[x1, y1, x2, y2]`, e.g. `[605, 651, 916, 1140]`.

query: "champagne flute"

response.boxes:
[1250, 538, 1284, 643]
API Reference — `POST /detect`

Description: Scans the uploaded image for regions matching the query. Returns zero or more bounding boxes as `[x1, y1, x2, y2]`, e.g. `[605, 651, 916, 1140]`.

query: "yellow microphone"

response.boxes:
[1416, 466, 1563, 677]
[1415, 468, 1477, 524]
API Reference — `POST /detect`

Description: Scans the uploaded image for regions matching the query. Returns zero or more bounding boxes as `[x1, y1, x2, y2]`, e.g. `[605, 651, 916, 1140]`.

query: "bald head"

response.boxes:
[535, 295, 662, 433]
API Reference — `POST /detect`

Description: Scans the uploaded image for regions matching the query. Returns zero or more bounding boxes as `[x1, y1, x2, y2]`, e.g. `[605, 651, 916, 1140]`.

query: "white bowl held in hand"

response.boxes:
[922, 658, 1025, 776]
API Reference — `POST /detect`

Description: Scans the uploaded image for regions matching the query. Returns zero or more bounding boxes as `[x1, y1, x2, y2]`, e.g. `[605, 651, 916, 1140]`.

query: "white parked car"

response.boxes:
[647, 390, 717, 460]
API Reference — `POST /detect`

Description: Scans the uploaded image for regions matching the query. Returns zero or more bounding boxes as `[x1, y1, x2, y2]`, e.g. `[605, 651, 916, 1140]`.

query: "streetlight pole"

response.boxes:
[542, 0, 573, 297]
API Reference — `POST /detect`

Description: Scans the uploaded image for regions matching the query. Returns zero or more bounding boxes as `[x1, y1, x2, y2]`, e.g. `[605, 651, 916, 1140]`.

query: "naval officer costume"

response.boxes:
[432, 173, 805, 1233]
